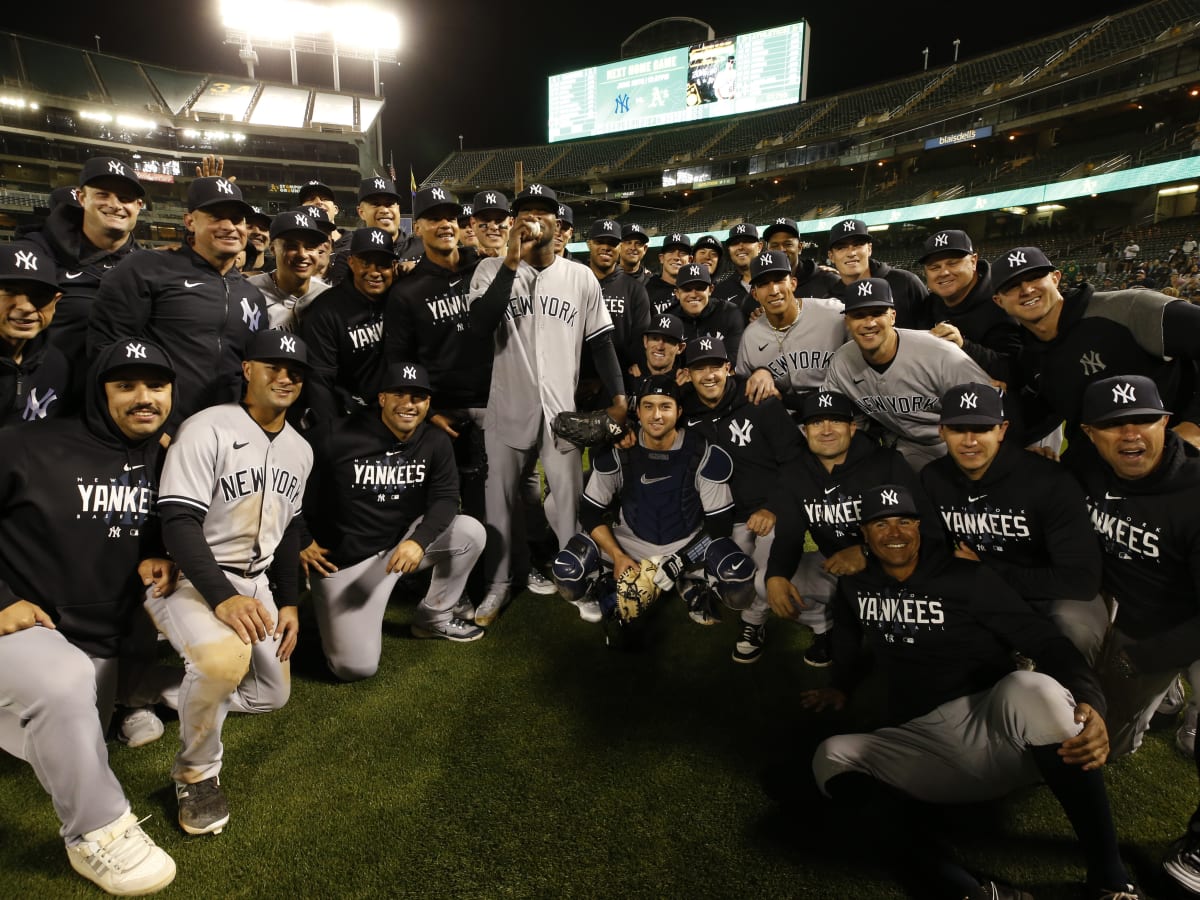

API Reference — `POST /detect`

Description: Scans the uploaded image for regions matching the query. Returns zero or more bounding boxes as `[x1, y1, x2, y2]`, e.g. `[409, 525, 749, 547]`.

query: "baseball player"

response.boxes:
[585, 218, 651, 372]
[735, 251, 845, 412]
[918, 229, 1021, 383]
[554, 203, 574, 257]
[645, 232, 693, 316]
[149, 328, 313, 836]
[0, 241, 70, 428]
[243, 208, 272, 274]
[299, 227, 395, 426]
[765, 390, 928, 667]
[468, 183, 628, 626]
[665, 263, 745, 365]
[302, 362, 486, 679]
[618, 222, 654, 286]
[826, 218, 929, 329]
[246, 209, 331, 330]
[692, 234, 724, 278]
[552, 374, 753, 629]
[679, 337, 804, 656]
[711, 224, 762, 322]
[0, 337, 177, 895]
[763, 216, 840, 299]
[88, 176, 267, 430]
[627, 313, 687, 396]
[822, 277, 990, 470]
[470, 190, 512, 259]
[297, 179, 349, 266]
[457, 202, 478, 251]
[327, 176, 412, 286]
[804, 483, 1141, 900]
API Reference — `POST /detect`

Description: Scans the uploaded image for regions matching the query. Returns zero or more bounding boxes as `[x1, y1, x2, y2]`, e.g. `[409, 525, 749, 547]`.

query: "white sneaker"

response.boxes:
[451, 596, 475, 622]
[525, 570, 558, 596]
[1179, 705, 1198, 758]
[572, 599, 603, 623]
[412, 617, 485, 642]
[1158, 675, 1186, 717]
[68, 811, 176, 896]
[474, 591, 510, 627]
[119, 708, 164, 748]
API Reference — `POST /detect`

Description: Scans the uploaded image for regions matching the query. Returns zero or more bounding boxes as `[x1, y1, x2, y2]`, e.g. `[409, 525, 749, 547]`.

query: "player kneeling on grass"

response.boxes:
[151, 329, 313, 837]
[301, 361, 486, 677]
[804, 484, 1143, 900]
[551, 374, 755, 630]
[0, 339, 178, 895]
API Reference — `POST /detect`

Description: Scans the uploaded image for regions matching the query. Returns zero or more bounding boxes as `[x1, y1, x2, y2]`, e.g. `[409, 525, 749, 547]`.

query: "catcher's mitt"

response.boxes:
[551, 409, 625, 448]
[615, 558, 661, 622]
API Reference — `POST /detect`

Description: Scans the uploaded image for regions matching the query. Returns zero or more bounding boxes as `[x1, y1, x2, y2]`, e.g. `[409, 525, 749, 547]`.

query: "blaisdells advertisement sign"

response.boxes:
[548, 22, 809, 142]
[925, 126, 993, 150]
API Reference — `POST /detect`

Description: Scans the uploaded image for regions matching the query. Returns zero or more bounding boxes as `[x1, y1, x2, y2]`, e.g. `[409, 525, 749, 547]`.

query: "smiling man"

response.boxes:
[0, 241, 69, 428]
[645, 232, 693, 316]
[470, 190, 512, 259]
[88, 177, 266, 431]
[827, 219, 928, 329]
[712, 223, 762, 322]
[665, 263, 744, 365]
[246, 210, 331, 331]
[586, 218, 650, 373]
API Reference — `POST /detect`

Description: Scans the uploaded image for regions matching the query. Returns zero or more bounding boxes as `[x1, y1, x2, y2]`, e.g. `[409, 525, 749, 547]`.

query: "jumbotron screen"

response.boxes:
[548, 21, 809, 143]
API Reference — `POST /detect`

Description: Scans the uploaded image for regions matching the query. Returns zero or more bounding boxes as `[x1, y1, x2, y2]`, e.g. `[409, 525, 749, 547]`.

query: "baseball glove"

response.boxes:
[551, 409, 626, 448]
[615, 558, 661, 622]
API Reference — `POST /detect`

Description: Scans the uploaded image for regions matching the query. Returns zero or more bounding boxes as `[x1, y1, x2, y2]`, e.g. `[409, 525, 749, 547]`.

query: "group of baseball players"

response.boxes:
[0, 152, 1198, 900]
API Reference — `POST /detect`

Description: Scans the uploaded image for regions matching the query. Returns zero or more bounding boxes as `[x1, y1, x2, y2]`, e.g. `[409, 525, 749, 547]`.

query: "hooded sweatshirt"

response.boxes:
[926, 258, 1022, 383]
[0, 329, 71, 428]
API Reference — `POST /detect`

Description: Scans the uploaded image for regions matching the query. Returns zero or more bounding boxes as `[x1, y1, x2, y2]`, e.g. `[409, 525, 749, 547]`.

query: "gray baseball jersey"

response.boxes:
[736, 296, 847, 396]
[246, 272, 330, 331]
[158, 404, 312, 572]
[823, 328, 990, 447]
[469, 255, 612, 447]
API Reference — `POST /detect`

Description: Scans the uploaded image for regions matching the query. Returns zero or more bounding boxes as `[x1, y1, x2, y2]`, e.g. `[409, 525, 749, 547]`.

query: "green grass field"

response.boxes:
[1, 589, 1194, 899]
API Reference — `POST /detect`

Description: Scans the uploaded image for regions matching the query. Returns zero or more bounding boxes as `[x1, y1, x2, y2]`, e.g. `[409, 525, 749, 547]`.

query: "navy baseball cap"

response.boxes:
[244, 328, 310, 369]
[80, 155, 144, 198]
[939, 383, 1006, 427]
[860, 484, 921, 523]
[298, 204, 336, 234]
[457, 203, 473, 225]
[511, 183, 558, 213]
[684, 335, 729, 366]
[297, 180, 336, 204]
[588, 219, 621, 242]
[49, 186, 81, 211]
[749, 251, 792, 285]
[829, 218, 871, 249]
[349, 227, 396, 257]
[1081, 375, 1171, 425]
[98, 338, 176, 383]
[0, 241, 61, 301]
[800, 390, 856, 423]
[357, 176, 402, 204]
[640, 373, 680, 401]
[918, 229, 975, 266]
[676, 263, 712, 288]
[644, 313, 685, 342]
[662, 232, 693, 252]
[621, 222, 649, 244]
[187, 177, 253, 217]
[246, 207, 272, 230]
[992, 246, 1056, 292]
[381, 361, 432, 393]
[269, 209, 329, 245]
[471, 190, 510, 216]
[413, 185, 460, 221]
[763, 217, 800, 241]
[557, 203, 574, 226]
[726, 223, 760, 244]
[841, 277, 895, 313]
[694, 235, 724, 258]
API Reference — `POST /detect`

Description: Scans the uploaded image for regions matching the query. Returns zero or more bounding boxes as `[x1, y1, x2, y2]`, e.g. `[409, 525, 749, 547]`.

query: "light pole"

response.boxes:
[922, 47, 929, 71]
[953, 39, 961, 63]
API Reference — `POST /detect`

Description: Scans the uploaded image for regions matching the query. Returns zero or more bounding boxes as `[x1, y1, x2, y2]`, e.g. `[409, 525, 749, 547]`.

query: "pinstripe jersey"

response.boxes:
[158, 403, 312, 572]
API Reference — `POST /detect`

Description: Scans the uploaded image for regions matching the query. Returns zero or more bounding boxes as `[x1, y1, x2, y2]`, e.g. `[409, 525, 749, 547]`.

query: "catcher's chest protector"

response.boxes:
[619, 431, 706, 545]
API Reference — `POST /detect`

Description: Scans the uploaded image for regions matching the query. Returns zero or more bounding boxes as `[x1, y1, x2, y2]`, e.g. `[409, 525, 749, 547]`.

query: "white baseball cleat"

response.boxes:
[119, 708, 164, 748]
[68, 811, 176, 896]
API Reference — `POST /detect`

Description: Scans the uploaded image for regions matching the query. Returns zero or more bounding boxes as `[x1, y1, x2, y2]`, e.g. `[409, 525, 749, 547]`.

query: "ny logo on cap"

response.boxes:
[629, 223, 641, 231]
[776, 217, 787, 224]
[403, 365, 417, 380]
[857, 281, 874, 297]
[1112, 383, 1137, 404]
[685, 265, 701, 278]
[431, 188, 446, 200]
[370, 231, 385, 246]
[818, 393, 832, 408]
[558, 206, 567, 217]
[602, 221, 615, 231]
[881, 489, 899, 505]
[735, 225, 746, 234]
[934, 233, 949, 247]
[13, 250, 37, 271]
[304, 205, 322, 218]
[125, 342, 147, 360]
[215, 179, 234, 195]
[699, 338, 713, 351]
[529, 184, 544, 195]
[658, 316, 672, 329]
[373, 178, 387, 190]
[960, 392, 978, 409]
[760, 252, 773, 266]
[294, 214, 309, 228]
[671, 233, 682, 242]
[484, 192, 497, 204]
[462, 205, 472, 216]
[842, 221, 857, 232]
[280, 336, 296, 353]
[108, 160, 126, 176]
[1007, 250, 1027, 267]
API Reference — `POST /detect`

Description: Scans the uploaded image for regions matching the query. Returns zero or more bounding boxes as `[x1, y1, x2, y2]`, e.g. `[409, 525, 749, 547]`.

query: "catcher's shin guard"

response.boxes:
[705, 537, 756, 611]
[551, 533, 600, 602]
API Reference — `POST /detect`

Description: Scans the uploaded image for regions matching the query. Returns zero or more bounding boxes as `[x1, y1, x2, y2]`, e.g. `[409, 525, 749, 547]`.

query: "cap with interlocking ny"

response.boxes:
[640, 373, 680, 401]
[991, 246, 1056, 293]
[471, 190, 509, 215]
[840, 277, 895, 313]
[297, 180, 336, 205]
[349, 227, 396, 257]
[763, 217, 800, 241]
[557, 204, 574, 225]
[939, 383, 1005, 427]
[413, 186, 460, 221]
[80, 155, 145, 198]
[676, 263, 712, 288]
[726, 223, 759, 244]
[357, 176, 402, 204]
[644, 313, 685, 342]
[621, 223, 649, 244]
[662, 232, 693, 252]
[589, 219, 621, 241]
[1081, 375, 1171, 426]
[97, 337, 176, 382]
[800, 390, 856, 423]
[244, 328, 310, 368]
[510, 183, 558, 213]
[269, 209, 330, 245]
[750, 251, 792, 285]
[187, 177, 253, 216]
[381, 361, 432, 393]
[297, 203, 336, 234]
[0, 241, 60, 300]
[684, 335, 729, 366]
[828, 218, 871, 249]
[860, 483, 921, 523]
[918, 229, 974, 266]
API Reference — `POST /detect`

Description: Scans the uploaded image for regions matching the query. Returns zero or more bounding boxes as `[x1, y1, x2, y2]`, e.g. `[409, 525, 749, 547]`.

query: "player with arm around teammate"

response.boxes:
[302, 362, 486, 681]
[0, 338, 178, 895]
[551, 374, 755, 631]
[804, 484, 1143, 900]
[148, 329, 312, 837]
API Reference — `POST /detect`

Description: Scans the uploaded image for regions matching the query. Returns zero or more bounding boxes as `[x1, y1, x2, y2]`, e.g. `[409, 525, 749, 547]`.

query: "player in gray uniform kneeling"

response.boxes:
[302, 362, 486, 679]
[150, 329, 313, 837]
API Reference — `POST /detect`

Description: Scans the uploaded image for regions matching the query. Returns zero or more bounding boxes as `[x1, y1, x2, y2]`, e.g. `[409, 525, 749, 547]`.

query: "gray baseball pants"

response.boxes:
[733, 524, 834, 632]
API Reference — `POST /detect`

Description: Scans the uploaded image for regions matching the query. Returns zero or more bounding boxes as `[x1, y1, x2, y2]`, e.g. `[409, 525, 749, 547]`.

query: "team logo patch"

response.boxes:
[529, 184, 544, 195]
[729, 419, 753, 447]
[1112, 382, 1137, 404]
[293, 213, 309, 228]
[240, 297, 261, 330]
[215, 178, 234, 195]
[373, 178, 387, 190]
[431, 188, 446, 200]
[1007, 250, 1027, 267]
[403, 365, 417, 380]
[934, 232, 949, 246]
[880, 489, 899, 505]
[857, 281, 873, 297]
[818, 393, 832, 408]
[842, 221, 857, 232]
[371, 231, 386, 245]
[279, 335, 296, 353]
[699, 338, 713, 351]
[959, 392, 978, 409]
[14, 249, 37, 271]
[108, 160, 126, 176]
[1080, 351, 1105, 376]
[125, 342, 147, 360]
[759, 252, 774, 266]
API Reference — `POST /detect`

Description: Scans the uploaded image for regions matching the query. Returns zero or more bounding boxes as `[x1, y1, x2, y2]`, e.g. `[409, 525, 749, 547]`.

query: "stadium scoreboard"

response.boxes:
[548, 21, 809, 143]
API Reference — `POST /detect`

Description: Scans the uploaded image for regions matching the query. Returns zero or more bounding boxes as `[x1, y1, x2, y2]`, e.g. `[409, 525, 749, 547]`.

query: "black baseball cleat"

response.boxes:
[1164, 833, 1200, 895]
[804, 631, 832, 668]
[175, 776, 229, 836]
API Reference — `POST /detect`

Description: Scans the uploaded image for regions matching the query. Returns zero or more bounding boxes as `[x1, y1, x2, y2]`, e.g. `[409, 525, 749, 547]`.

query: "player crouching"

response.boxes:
[302, 362, 486, 680]
[150, 329, 313, 837]
[551, 374, 755, 637]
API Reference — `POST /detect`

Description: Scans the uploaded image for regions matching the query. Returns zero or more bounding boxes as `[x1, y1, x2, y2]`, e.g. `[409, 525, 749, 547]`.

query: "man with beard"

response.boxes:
[618, 222, 654, 286]
[712, 224, 762, 322]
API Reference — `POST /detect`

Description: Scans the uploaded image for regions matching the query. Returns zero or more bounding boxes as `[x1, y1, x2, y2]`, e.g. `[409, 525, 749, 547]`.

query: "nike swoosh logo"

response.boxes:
[640, 474, 671, 485]
[757, 342, 769, 352]
[730, 561, 745, 571]
[686, 419, 703, 427]
[233, 440, 249, 449]
[385, 449, 403, 457]
[824, 486, 838, 495]
[1104, 492, 1123, 500]
[968, 494, 986, 503]
[184, 280, 205, 288]
[65, 271, 83, 279]
[852, 377, 864, 385]
[123, 464, 144, 471]
[450, 279, 461, 288]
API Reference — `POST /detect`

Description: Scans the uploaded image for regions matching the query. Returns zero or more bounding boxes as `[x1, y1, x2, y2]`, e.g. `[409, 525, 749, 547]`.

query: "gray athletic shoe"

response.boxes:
[68, 811, 176, 896]
[175, 776, 229, 836]
[1164, 834, 1200, 895]
[1158, 674, 1187, 716]
[474, 591, 509, 627]
[450, 596, 475, 622]
[525, 570, 558, 596]
[571, 599, 603, 623]
[1179, 706, 1198, 758]
[119, 707, 164, 748]
[412, 617, 485, 642]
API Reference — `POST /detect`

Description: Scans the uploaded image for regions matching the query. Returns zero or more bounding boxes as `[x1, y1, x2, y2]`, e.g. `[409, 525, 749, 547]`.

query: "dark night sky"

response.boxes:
[4, 2, 1139, 178]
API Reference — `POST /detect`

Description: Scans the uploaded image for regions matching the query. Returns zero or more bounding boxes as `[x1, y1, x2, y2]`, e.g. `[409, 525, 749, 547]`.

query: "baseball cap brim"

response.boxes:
[995, 266, 1055, 293]
[1085, 406, 1171, 426]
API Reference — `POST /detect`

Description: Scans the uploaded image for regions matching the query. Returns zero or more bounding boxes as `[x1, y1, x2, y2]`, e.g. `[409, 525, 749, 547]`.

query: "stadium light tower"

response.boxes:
[220, 0, 401, 96]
